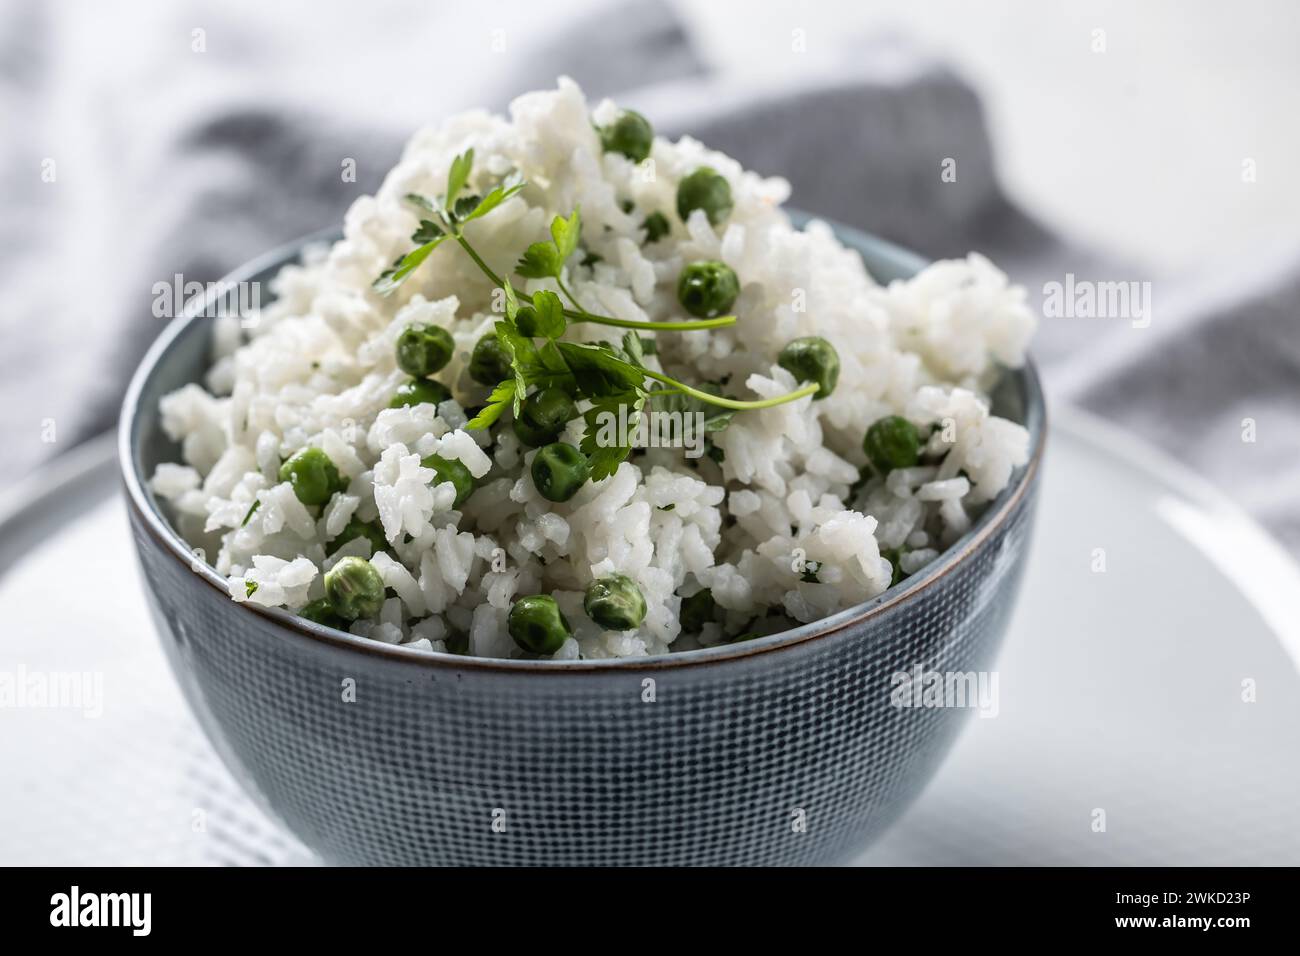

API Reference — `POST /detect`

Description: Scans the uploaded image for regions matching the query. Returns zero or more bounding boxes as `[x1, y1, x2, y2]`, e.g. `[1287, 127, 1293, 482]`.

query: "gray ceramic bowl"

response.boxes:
[121, 218, 1044, 866]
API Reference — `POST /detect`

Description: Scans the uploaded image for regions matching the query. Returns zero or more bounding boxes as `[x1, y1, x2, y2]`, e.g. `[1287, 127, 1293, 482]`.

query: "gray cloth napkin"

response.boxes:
[3, 0, 1296, 553]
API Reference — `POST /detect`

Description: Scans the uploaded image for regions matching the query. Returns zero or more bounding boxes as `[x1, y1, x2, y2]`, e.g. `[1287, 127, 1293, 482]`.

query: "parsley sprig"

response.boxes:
[377, 148, 822, 477]
[376, 153, 731, 333]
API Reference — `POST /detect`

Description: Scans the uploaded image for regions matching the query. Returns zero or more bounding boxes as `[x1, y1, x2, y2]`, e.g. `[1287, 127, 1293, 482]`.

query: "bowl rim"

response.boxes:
[120, 218, 1046, 673]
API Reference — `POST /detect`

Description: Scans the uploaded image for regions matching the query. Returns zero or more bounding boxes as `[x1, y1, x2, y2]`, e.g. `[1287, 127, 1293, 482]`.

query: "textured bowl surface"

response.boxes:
[121, 219, 1044, 866]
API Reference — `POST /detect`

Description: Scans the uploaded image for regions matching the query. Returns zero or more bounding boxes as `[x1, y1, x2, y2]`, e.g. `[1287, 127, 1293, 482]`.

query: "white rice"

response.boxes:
[150, 78, 1035, 660]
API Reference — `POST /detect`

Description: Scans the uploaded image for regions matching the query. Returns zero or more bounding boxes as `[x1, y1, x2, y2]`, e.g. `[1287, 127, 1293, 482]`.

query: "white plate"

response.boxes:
[1, 410, 1297, 866]
[857, 410, 1300, 865]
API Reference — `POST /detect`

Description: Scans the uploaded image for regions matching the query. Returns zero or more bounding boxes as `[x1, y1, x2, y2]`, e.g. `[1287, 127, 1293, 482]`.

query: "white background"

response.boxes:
[678, 0, 1299, 277]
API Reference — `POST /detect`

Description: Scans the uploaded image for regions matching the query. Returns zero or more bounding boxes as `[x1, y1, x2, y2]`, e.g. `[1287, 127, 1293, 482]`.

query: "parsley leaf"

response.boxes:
[445, 149, 474, 210]
[516, 241, 563, 280]
[494, 318, 536, 413]
[701, 406, 737, 433]
[405, 193, 440, 216]
[372, 236, 449, 295]
[378, 170, 526, 294]
[465, 379, 516, 430]
[408, 157, 524, 230]
[580, 389, 645, 481]
[502, 277, 522, 320]
[412, 219, 444, 244]
[556, 341, 645, 397]
[550, 208, 581, 262]
[620, 330, 645, 367]
[535, 338, 576, 390]
[516, 209, 582, 280]
[461, 174, 526, 224]
[531, 289, 567, 339]
[451, 194, 481, 221]
[492, 282, 577, 399]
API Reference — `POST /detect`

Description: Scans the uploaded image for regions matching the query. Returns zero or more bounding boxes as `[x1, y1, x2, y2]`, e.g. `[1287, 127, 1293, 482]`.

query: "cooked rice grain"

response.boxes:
[151, 78, 1035, 659]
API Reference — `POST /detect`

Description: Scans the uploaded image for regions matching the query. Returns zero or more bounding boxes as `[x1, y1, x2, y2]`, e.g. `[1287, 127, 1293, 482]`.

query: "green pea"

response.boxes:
[324, 556, 386, 622]
[676, 166, 733, 226]
[778, 336, 840, 400]
[278, 447, 345, 506]
[332, 516, 388, 555]
[469, 333, 512, 386]
[531, 442, 590, 502]
[677, 260, 739, 318]
[863, 415, 923, 474]
[300, 597, 347, 629]
[679, 588, 716, 633]
[390, 377, 452, 409]
[421, 453, 474, 509]
[642, 211, 670, 244]
[598, 109, 654, 163]
[508, 595, 572, 654]
[395, 324, 454, 377]
[513, 386, 577, 447]
[584, 574, 647, 631]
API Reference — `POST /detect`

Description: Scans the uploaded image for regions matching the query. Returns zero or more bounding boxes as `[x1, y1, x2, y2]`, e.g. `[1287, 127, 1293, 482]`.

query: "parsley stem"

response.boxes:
[456, 234, 737, 333]
[566, 312, 736, 332]
[639, 371, 820, 409]
[555, 276, 588, 316]
[455, 236, 505, 287]
[555, 274, 735, 330]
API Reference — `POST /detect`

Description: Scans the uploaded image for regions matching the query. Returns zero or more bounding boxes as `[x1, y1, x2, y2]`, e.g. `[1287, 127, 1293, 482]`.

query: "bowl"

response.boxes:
[120, 217, 1045, 866]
